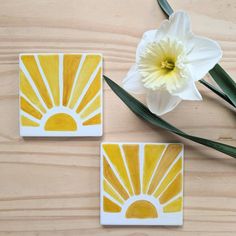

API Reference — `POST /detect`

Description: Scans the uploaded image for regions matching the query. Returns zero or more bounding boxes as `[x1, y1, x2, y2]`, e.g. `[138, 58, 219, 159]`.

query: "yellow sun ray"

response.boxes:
[69, 55, 101, 109]
[21, 55, 53, 109]
[147, 144, 182, 195]
[103, 157, 129, 200]
[142, 144, 165, 194]
[153, 157, 182, 198]
[103, 196, 121, 213]
[21, 116, 39, 127]
[76, 67, 101, 114]
[122, 144, 141, 195]
[82, 113, 101, 126]
[20, 70, 46, 114]
[80, 95, 101, 119]
[159, 173, 182, 205]
[20, 97, 42, 120]
[103, 179, 124, 205]
[62, 54, 82, 106]
[103, 144, 134, 196]
[163, 197, 182, 213]
[38, 55, 60, 106]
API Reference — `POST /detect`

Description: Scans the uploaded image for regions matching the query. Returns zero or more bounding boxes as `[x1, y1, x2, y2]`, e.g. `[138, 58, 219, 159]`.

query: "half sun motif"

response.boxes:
[19, 53, 102, 136]
[101, 143, 183, 225]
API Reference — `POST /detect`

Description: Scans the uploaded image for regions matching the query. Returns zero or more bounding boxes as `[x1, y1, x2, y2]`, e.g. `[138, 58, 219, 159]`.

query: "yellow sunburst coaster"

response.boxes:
[19, 53, 103, 136]
[100, 143, 184, 225]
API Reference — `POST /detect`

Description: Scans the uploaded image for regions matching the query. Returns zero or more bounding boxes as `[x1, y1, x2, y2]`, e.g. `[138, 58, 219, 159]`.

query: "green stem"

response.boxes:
[104, 75, 236, 158]
[199, 79, 236, 108]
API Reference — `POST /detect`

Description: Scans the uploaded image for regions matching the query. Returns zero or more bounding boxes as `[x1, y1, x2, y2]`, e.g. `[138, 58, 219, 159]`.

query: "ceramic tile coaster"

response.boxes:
[19, 53, 103, 136]
[100, 143, 184, 225]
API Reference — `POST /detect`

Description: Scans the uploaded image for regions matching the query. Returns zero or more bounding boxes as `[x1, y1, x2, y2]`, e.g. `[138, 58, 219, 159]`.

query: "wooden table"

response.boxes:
[0, 0, 235, 235]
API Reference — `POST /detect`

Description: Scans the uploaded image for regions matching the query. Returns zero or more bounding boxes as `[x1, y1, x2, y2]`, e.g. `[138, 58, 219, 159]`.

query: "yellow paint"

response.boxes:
[21, 55, 53, 109]
[163, 197, 182, 213]
[103, 144, 134, 196]
[38, 55, 60, 106]
[20, 97, 42, 120]
[82, 113, 101, 126]
[154, 157, 182, 198]
[69, 55, 101, 109]
[20, 54, 102, 134]
[21, 116, 39, 127]
[159, 173, 182, 204]
[125, 200, 158, 219]
[147, 144, 182, 195]
[44, 113, 77, 131]
[76, 67, 101, 113]
[63, 54, 82, 106]
[122, 144, 140, 195]
[142, 144, 165, 194]
[103, 179, 124, 205]
[20, 70, 46, 114]
[103, 196, 121, 213]
[80, 95, 100, 119]
[103, 157, 129, 200]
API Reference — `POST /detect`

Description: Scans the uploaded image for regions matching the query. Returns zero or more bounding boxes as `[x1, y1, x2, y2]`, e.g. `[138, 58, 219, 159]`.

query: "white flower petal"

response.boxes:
[174, 81, 202, 100]
[156, 11, 191, 41]
[136, 29, 158, 62]
[146, 90, 182, 116]
[187, 35, 222, 80]
[122, 64, 146, 94]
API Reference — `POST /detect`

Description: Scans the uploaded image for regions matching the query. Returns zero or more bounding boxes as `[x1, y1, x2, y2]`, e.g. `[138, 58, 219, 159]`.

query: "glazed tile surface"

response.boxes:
[19, 53, 103, 136]
[100, 143, 184, 225]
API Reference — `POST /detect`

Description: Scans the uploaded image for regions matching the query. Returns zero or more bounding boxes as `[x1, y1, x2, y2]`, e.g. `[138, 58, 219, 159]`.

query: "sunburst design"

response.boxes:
[19, 53, 103, 136]
[100, 143, 184, 225]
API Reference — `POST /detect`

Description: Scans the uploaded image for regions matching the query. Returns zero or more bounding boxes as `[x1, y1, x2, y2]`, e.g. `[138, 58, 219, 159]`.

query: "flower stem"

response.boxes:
[104, 75, 236, 159]
[199, 79, 236, 108]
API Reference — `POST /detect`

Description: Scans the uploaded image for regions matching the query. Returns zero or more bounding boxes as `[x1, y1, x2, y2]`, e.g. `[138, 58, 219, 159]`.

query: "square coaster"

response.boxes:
[19, 53, 103, 136]
[100, 143, 184, 225]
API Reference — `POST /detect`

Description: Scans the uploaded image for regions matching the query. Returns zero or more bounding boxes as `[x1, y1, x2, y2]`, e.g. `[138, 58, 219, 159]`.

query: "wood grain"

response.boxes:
[0, 0, 235, 235]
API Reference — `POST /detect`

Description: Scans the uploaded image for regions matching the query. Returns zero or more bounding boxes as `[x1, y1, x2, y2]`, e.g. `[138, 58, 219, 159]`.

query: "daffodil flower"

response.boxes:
[123, 11, 222, 115]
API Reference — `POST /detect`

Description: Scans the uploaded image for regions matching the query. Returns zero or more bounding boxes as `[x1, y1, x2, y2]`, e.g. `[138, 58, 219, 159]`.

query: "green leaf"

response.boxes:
[156, 0, 173, 17]
[209, 64, 236, 107]
[104, 75, 236, 159]
[199, 79, 236, 108]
